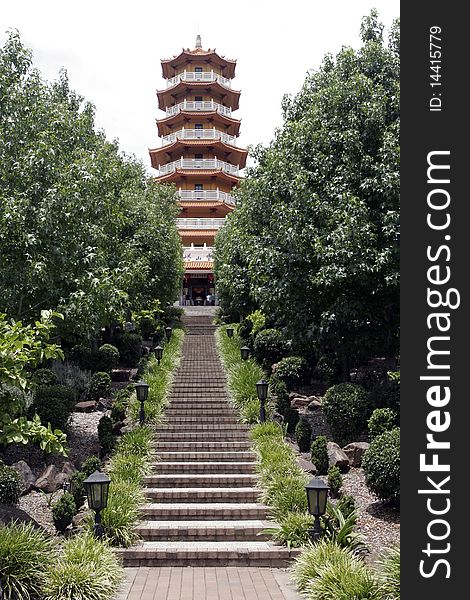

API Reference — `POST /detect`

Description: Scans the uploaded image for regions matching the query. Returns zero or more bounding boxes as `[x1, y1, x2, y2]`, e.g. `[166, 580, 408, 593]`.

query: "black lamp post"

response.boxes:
[240, 346, 250, 361]
[226, 327, 234, 338]
[165, 326, 172, 342]
[305, 477, 330, 541]
[84, 470, 111, 538]
[256, 379, 269, 423]
[135, 380, 149, 425]
[154, 345, 163, 366]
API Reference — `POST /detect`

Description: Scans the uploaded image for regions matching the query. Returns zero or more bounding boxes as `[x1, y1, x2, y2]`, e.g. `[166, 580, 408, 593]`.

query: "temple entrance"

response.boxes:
[182, 274, 216, 305]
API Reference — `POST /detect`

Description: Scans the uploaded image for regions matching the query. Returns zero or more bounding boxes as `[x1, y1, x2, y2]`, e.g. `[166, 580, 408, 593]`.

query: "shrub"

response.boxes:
[81, 456, 102, 477]
[97, 344, 120, 372]
[0, 521, 55, 600]
[31, 385, 76, 432]
[368, 408, 398, 439]
[314, 354, 341, 386]
[285, 407, 300, 434]
[327, 466, 343, 498]
[162, 305, 184, 325]
[43, 532, 122, 600]
[252, 328, 289, 370]
[273, 356, 309, 390]
[323, 502, 367, 555]
[295, 417, 312, 452]
[322, 383, 370, 445]
[263, 512, 313, 548]
[52, 492, 77, 532]
[362, 428, 400, 507]
[382, 380, 400, 414]
[69, 344, 97, 372]
[86, 371, 112, 401]
[237, 318, 253, 340]
[306, 555, 382, 600]
[378, 545, 400, 600]
[51, 361, 91, 400]
[269, 375, 290, 415]
[98, 415, 115, 454]
[31, 368, 58, 387]
[99, 480, 144, 546]
[70, 471, 87, 509]
[246, 310, 266, 336]
[110, 399, 127, 423]
[311, 435, 329, 475]
[292, 539, 354, 592]
[0, 465, 22, 505]
[0, 384, 27, 417]
[336, 494, 356, 520]
[118, 332, 143, 367]
[137, 316, 154, 340]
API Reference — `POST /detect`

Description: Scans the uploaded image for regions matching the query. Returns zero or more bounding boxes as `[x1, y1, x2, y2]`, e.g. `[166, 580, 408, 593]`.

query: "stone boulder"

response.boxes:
[55, 462, 76, 489]
[75, 400, 97, 412]
[12, 460, 36, 495]
[297, 457, 317, 475]
[342, 442, 370, 467]
[0, 503, 43, 529]
[307, 400, 322, 411]
[327, 442, 350, 470]
[35, 465, 60, 493]
[291, 397, 311, 409]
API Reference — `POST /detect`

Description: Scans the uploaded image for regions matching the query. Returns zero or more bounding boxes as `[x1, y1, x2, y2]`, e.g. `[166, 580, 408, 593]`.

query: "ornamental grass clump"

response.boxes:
[0, 521, 55, 600]
[262, 512, 313, 548]
[42, 531, 122, 600]
[97, 479, 144, 547]
[377, 544, 400, 600]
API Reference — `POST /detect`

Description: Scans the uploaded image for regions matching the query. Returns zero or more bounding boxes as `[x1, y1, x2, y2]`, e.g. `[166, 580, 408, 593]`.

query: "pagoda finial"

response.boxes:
[196, 34, 202, 48]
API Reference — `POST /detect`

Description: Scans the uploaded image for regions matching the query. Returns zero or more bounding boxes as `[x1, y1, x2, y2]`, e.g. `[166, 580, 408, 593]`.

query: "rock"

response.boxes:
[55, 461, 76, 490]
[291, 397, 311, 409]
[327, 442, 350, 470]
[342, 442, 370, 467]
[35, 465, 60, 493]
[96, 398, 113, 411]
[61, 462, 76, 477]
[307, 400, 322, 411]
[12, 461, 36, 495]
[298, 457, 317, 475]
[75, 400, 97, 412]
[271, 411, 284, 424]
[111, 368, 132, 383]
[288, 391, 302, 402]
[307, 395, 322, 403]
[0, 503, 43, 529]
[72, 509, 89, 529]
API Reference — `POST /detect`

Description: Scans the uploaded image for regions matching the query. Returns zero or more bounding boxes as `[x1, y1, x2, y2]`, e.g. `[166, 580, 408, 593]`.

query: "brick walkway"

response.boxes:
[115, 567, 300, 600]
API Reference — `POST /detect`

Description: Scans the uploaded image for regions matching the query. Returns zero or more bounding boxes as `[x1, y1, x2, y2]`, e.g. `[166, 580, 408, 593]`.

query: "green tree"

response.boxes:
[0, 31, 183, 343]
[214, 12, 399, 377]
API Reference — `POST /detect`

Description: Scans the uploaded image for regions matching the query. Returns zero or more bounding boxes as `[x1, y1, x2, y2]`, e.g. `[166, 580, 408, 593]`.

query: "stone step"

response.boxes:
[135, 519, 272, 541]
[153, 440, 252, 451]
[166, 403, 232, 411]
[140, 502, 269, 521]
[117, 542, 298, 567]
[155, 423, 249, 432]
[156, 451, 255, 462]
[164, 409, 236, 417]
[161, 416, 239, 425]
[144, 473, 258, 488]
[155, 431, 250, 441]
[152, 461, 256, 474]
[143, 489, 261, 504]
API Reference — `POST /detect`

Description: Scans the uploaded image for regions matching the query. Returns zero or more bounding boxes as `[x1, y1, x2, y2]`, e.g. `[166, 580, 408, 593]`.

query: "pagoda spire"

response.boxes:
[195, 34, 202, 48]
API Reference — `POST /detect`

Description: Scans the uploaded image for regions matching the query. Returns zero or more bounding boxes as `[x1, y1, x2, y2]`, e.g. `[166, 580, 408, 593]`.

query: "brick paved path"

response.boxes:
[114, 315, 300, 598]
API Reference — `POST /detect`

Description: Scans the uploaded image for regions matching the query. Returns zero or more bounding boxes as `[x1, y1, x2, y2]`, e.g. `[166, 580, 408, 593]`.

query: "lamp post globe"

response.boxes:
[305, 476, 330, 541]
[83, 470, 111, 538]
[256, 379, 269, 423]
[165, 326, 172, 342]
[154, 345, 163, 366]
[240, 346, 250, 361]
[135, 381, 149, 425]
[226, 327, 234, 338]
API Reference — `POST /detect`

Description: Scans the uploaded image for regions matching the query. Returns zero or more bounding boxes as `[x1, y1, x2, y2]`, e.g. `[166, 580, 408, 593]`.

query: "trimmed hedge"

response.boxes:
[322, 383, 370, 445]
[362, 427, 400, 507]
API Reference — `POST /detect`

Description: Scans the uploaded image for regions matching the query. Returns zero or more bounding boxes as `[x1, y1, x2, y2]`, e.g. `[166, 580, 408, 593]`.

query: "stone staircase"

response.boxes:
[118, 315, 296, 567]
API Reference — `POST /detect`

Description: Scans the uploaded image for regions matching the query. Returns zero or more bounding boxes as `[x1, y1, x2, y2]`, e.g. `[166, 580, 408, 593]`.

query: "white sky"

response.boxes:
[2, 0, 399, 175]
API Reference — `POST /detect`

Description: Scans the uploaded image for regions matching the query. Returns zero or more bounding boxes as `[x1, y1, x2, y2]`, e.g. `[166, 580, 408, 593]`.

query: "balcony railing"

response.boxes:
[177, 218, 226, 230]
[159, 158, 239, 176]
[162, 128, 237, 146]
[167, 71, 231, 89]
[179, 189, 236, 205]
[166, 101, 232, 117]
[183, 247, 214, 261]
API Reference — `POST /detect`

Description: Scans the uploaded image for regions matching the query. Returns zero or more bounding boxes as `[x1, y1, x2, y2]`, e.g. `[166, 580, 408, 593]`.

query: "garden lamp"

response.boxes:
[240, 346, 250, 361]
[154, 344, 163, 365]
[165, 326, 172, 342]
[256, 379, 269, 423]
[135, 380, 149, 425]
[84, 470, 111, 538]
[226, 327, 234, 338]
[305, 477, 330, 541]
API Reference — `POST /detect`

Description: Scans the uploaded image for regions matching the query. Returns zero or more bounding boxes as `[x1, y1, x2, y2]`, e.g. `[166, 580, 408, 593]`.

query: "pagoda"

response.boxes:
[150, 35, 246, 306]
